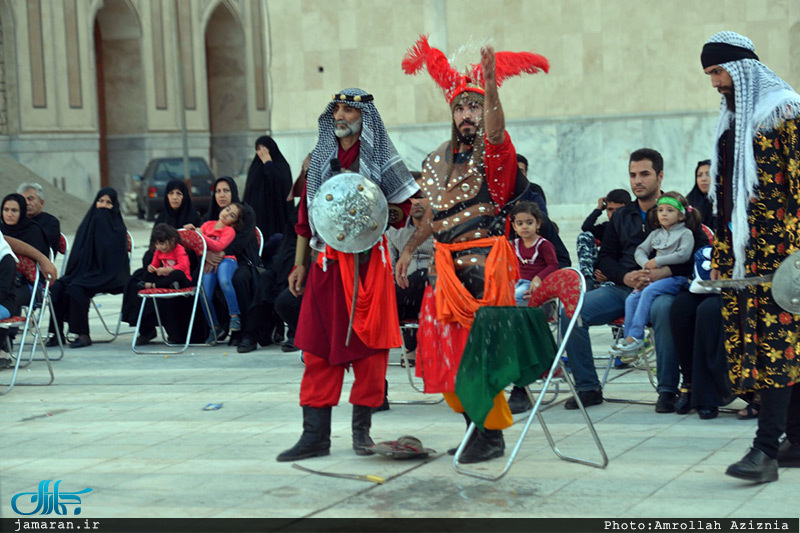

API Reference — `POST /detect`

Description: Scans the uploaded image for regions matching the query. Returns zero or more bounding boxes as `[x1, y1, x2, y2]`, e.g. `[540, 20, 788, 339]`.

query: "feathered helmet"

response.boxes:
[402, 35, 550, 107]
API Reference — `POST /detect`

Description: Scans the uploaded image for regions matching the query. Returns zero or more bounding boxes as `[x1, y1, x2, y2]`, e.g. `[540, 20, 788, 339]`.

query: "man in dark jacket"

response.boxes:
[18, 183, 61, 257]
[560, 148, 707, 412]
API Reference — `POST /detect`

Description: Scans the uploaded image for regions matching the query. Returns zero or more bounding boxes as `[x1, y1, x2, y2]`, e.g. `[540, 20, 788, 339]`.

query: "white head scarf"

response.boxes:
[704, 31, 800, 279]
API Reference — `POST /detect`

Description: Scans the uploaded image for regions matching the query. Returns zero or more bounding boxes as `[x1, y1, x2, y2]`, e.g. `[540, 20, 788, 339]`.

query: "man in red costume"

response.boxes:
[396, 37, 549, 463]
[277, 88, 418, 462]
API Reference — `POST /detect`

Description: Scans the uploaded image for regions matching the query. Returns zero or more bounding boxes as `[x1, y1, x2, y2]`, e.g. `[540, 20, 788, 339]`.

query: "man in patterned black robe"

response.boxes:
[701, 31, 800, 483]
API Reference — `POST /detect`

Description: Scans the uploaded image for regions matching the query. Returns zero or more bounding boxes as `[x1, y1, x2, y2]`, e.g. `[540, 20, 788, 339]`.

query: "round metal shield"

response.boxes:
[772, 250, 800, 314]
[309, 172, 388, 253]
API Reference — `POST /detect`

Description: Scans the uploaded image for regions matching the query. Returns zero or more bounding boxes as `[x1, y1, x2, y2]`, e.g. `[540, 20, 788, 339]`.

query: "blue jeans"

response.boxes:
[561, 282, 680, 394]
[515, 279, 531, 306]
[201, 258, 240, 326]
[624, 276, 687, 340]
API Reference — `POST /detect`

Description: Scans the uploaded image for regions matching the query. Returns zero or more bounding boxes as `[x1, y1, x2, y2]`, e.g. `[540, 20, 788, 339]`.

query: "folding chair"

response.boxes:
[0, 256, 56, 395]
[90, 230, 135, 342]
[255, 227, 264, 257]
[600, 317, 657, 390]
[132, 229, 215, 354]
[388, 320, 443, 406]
[58, 233, 69, 273]
[453, 267, 608, 481]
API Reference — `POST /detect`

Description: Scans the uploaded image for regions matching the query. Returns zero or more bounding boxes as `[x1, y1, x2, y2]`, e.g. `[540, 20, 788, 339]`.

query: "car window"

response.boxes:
[154, 159, 212, 181]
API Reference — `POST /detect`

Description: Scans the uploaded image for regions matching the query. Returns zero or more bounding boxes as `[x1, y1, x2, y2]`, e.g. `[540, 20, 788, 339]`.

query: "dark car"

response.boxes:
[135, 157, 215, 221]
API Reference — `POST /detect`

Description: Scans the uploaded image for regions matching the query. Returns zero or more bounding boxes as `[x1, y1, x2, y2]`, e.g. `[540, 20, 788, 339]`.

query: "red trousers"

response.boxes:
[299, 350, 388, 408]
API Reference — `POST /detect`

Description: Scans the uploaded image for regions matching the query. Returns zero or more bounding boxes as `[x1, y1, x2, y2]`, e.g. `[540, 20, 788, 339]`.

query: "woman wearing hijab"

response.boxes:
[123, 180, 203, 346]
[155, 179, 202, 229]
[1, 194, 50, 257]
[0, 193, 51, 355]
[48, 188, 129, 349]
[193, 177, 262, 345]
[243, 136, 293, 262]
[686, 159, 714, 229]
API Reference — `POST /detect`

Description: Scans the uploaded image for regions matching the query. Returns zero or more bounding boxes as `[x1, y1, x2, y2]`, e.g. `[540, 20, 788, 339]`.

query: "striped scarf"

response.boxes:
[306, 88, 418, 250]
[706, 31, 800, 279]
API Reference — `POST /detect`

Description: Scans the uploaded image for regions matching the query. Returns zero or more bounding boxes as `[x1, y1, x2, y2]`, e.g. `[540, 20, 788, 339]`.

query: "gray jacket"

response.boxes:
[634, 222, 693, 268]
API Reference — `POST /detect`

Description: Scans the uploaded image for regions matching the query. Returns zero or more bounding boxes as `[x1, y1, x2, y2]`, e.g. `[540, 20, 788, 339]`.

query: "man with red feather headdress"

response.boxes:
[396, 36, 549, 463]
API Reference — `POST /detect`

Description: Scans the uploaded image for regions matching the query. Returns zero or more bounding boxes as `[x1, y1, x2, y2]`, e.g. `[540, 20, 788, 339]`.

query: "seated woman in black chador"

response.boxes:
[155, 179, 202, 229]
[190, 176, 261, 345]
[243, 136, 293, 262]
[49, 188, 130, 349]
[122, 179, 204, 346]
[1, 193, 50, 257]
[0, 193, 51, 353]
[686, 159, 714, 229]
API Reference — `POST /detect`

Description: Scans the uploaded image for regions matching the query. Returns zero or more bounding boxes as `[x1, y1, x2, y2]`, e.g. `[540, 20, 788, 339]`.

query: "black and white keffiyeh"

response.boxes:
[306, 88, 418, 250]
[704, 31, 800, 279]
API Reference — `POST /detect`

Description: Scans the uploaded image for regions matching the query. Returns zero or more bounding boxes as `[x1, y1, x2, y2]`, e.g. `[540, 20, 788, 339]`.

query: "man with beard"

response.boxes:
[396, 37, 553, 462]
[387, 176, 434, 364]
[17, 183, 61, 257]
[277, 88, 418, 462]
[700, 31, 800, 483]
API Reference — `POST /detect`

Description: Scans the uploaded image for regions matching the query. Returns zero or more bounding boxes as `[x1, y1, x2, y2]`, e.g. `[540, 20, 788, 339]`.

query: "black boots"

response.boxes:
[777, 438, 800, 467]
[675, 387, 692, 414]
[276, 406, 331, 462]
[448, 412, 505, 463]
[725, 447, 778, 483]
[459, 429, 505, 464]
[352, 405, 375, 455]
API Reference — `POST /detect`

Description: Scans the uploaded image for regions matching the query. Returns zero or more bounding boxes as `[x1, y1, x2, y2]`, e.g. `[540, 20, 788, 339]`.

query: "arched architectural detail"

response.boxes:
[0, 0, 19, 136]
[93, 0, 146, 190]
[204, 0, 247, 178]
[201, 0, 242, 36]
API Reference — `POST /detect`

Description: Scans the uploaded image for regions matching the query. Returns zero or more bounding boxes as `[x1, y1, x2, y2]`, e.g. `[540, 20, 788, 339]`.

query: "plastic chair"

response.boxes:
[89, 230, 135, 342]
[388, 320, 443, 406]
[453, 268, 608, 481]
[132, 229, 215, 354]
[0, 256, 56, 395]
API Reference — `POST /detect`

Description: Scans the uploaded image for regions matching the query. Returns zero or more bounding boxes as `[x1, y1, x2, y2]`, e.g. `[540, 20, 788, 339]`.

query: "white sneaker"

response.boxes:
[617, 338, 645, 354]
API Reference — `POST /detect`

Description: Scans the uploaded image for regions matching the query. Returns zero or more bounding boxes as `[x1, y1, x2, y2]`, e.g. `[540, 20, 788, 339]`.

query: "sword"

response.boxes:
[291, 463, 385, 484]
[697, 274, 773, 289]
[696, 251, 800, 313]
[345, 258, 359, 346]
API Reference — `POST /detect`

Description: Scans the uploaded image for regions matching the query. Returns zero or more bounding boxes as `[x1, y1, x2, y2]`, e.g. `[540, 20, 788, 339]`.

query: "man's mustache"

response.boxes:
[458, 119, 476, 129]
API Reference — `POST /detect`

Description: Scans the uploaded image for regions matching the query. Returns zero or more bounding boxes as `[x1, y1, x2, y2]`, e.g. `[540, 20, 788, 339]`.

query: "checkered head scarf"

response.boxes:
[701, 31, 800, 279]
[306, 88, 418, 249]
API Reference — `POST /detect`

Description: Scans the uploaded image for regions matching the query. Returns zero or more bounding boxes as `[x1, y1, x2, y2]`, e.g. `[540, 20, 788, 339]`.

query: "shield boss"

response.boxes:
[310, 172, 388, 253]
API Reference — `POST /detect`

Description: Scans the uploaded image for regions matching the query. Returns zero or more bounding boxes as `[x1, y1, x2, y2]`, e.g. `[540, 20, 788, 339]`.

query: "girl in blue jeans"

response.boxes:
[198, 202, 247, 344]
[614, 192, 699, 355]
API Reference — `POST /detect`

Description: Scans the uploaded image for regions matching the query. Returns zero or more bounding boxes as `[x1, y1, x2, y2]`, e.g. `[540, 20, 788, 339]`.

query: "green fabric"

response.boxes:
[455, 306, 557, 429]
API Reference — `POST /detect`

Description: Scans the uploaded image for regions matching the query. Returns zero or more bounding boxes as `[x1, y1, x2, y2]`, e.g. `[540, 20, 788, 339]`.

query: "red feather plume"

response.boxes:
[469, 51, 550, 88]
[402, 35, 462, 97]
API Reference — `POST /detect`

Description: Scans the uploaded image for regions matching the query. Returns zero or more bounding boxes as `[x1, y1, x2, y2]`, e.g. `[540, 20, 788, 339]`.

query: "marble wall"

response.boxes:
[271, 109, 720, 222]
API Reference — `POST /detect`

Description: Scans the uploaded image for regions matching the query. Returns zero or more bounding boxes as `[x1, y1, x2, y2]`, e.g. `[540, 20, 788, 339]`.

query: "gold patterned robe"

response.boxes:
[713, 118, 800, 392]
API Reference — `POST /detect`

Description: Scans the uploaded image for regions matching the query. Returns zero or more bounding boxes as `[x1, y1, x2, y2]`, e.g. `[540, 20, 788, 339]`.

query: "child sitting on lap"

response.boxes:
[613, 192, 697, 355]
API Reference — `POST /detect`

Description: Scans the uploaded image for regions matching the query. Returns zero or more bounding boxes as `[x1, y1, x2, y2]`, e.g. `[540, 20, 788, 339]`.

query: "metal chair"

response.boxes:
[89, 230, 135, 342]
[255, 227, 264, 257]
[600, 317, 657, 390]
[388, 320, 443, 406]
[132, 229, 215, 354]
[453, 267, 608, 481]
[0, 255, 56, 395]
[58, 233, 69, 273]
